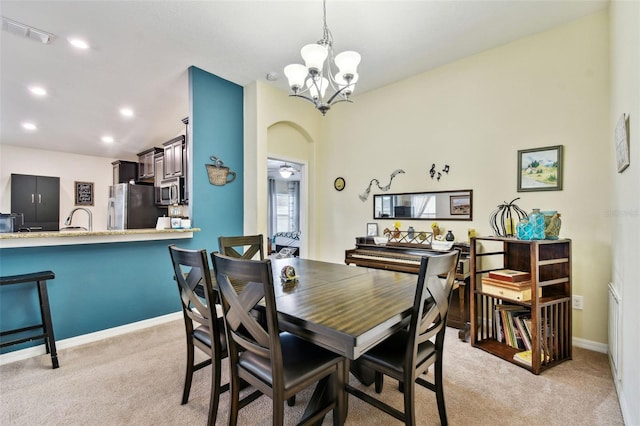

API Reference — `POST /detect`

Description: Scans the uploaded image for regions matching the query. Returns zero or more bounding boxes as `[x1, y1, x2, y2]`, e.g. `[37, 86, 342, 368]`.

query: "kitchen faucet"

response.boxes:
[64, 207, 93, 231]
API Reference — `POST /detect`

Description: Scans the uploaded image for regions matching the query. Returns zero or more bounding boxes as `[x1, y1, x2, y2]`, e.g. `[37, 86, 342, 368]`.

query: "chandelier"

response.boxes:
[284, 0, 361, 116]
[279, 164, 297, 179]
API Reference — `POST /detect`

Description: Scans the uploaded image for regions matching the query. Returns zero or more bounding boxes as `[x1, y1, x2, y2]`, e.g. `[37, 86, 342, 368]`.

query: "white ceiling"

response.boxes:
[1, 0, 608, 159]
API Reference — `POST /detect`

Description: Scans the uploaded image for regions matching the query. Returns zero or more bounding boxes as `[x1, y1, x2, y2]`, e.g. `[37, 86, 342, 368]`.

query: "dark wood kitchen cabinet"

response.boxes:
[10, 174, 60, 231]
[112, 160, 137, 185]
[137, 147, 163, 181]
[163, 135, 185, 179]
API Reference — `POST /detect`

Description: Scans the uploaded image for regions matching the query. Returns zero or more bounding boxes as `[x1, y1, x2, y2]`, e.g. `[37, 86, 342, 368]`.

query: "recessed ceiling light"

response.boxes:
[119, 107, 134, 118]
[101, 135, 114, 143]
[67, 37, 89, 50]
[21, 122, 37, 131]
[28, 85, 47, 96]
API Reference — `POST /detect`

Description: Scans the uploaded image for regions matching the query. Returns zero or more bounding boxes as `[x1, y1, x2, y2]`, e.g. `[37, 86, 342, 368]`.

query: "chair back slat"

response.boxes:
[218, 235, 265, 260]
[212, 253, 282, 365]
[169, 247, 218, 323]
[409, 251, 460, 355]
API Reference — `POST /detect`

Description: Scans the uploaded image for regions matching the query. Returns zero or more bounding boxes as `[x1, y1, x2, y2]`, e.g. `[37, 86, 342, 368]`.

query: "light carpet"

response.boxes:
[0, 320, 623, 425]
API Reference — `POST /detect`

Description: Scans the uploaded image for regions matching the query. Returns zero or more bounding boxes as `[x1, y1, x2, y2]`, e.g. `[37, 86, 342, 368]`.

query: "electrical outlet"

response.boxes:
[572, 295, 584, 310]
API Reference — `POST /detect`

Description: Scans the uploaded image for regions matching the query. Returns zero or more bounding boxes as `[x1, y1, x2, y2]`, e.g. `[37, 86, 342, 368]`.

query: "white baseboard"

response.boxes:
[1, 312, 608, 366]
[573, 336, 608, 354]
[0, 311, 182, 366]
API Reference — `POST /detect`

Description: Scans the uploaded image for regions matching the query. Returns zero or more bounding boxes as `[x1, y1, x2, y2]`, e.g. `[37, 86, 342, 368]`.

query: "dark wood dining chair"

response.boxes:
[218, 234, 264, 260]
[168, 245, 229, 426]
[346, 250, 460, 426]
[211, 252, 346, 426]
[217, 234, 298, 407]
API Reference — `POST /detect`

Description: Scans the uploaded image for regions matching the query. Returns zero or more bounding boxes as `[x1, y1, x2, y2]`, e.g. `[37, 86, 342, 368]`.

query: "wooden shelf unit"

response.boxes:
[470, 236, 572, 374]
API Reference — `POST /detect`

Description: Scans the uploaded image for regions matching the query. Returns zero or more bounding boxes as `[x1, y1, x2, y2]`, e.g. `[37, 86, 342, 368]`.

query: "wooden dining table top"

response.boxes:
[263, 257, 418, 360]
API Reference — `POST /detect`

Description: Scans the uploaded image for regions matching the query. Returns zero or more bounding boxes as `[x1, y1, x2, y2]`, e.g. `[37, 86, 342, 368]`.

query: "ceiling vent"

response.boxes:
[1, 16, 55, 44]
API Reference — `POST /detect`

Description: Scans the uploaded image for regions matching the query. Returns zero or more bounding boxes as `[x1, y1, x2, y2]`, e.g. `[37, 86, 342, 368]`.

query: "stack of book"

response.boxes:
[494, 304, 532, 349]
[481, 269, 535, 302]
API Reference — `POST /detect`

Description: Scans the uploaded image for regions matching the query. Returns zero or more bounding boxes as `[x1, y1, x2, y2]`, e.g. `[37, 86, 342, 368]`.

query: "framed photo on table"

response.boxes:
[517, 145, 563, 192]
[367, 223, 378, 236]
[75, 181, 94, 206]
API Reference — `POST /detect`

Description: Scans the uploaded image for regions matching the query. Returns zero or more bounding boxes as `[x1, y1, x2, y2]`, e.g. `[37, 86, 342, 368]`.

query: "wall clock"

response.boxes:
[334, 177, 346, 191]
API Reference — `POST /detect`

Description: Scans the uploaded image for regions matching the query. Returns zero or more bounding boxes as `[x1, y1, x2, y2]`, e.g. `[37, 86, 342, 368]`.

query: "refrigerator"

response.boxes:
[107, 183, 162, 230]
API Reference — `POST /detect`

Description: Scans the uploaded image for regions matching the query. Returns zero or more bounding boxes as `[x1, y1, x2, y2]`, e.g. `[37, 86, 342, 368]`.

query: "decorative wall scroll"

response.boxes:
[358, 169, 405, 201]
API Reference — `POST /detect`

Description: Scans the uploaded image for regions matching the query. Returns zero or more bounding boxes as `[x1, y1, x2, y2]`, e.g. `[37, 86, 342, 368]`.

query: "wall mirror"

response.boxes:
[373, 190, 473, 221]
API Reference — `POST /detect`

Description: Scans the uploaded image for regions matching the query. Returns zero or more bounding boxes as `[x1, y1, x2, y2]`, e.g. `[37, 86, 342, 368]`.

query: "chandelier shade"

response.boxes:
[279, 164, 297, 179]
[284, 0, 361, 115]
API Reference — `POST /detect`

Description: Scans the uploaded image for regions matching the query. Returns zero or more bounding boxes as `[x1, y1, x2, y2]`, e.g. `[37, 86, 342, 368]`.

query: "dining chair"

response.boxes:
[217, 235, 298, 407]
[168, 245, 230, 426]
[346, 250, 460, 426]
[218, 234, 264, 260]
[211, 252, 346, 426]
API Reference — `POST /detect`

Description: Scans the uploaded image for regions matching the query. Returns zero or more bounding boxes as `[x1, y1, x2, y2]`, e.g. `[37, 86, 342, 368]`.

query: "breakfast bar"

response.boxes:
[0, 228, 199, 249]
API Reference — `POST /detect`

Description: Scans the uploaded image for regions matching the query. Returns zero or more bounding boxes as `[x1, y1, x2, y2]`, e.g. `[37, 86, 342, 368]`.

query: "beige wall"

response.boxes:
[0, 145, 116, 231]
[243, 81, 322, 257]
[267, 122, 315, 256]
[609, 1, 639, 423]
[319, 12, 611, 346]
[247, 12, 612, 347]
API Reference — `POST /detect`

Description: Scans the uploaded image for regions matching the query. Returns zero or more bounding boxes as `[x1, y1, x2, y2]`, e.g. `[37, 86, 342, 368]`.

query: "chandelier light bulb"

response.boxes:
[336, 72, 358, 95]
[334, 51, 361, 76]
[307, 77, 328, 99]
[284, 64, 308, 92]
[301, 43, 328, 75]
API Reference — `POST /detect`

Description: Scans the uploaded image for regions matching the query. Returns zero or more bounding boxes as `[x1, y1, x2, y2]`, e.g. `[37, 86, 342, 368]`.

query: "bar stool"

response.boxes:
[0, 271, 59, 368]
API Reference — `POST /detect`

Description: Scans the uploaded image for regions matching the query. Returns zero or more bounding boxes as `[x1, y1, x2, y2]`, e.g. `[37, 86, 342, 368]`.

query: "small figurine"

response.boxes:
[280, 265, 297, 282]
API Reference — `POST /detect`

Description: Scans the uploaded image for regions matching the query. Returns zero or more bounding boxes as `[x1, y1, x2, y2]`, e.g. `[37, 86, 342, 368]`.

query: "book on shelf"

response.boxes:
[514, 315, 532, 350]
[494, 305, 529, 349]
[513, 349, 544, 366]
[482, 281, 537, 302]
[482, 276, 531, 289]
[488, 269, 532, 283]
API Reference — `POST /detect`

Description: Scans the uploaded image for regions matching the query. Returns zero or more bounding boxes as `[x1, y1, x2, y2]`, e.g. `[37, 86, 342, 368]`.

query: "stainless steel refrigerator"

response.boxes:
[107, 183, 161, 230]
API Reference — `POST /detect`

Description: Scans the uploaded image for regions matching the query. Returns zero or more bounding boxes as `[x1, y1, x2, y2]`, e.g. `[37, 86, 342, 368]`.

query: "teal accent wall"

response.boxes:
[0, 66, 243, 353]
[188, 66, 244, 253]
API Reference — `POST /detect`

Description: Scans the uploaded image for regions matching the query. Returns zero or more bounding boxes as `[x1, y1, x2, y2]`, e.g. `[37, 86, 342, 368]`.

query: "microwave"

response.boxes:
[158, 177, 185, 205]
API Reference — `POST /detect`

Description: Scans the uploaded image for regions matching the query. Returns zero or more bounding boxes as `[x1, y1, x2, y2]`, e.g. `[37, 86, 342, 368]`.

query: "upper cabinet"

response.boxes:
[112, 160, 138, 185]
[163, 135, 186, 179]
[137, 147, 163, 181]
[10, 173, 60, 231]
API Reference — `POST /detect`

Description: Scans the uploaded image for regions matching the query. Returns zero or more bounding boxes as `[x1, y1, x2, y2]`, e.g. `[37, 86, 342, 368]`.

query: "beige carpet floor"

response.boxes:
[0, 320, 623, 425]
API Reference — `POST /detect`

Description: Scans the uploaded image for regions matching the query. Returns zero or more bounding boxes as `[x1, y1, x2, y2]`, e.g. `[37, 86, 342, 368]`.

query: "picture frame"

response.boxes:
[615, 113, 630, 173]
[75, 181, 94, 206]
[366, 223, 378, 236]
[517, 145, 563, 192]
[450, 195, 471, 215]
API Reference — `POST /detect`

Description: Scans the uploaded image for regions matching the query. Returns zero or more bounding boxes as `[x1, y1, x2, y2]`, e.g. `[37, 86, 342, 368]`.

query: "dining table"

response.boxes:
[258, 256, 420, 424]
[266, 256, 418, 360]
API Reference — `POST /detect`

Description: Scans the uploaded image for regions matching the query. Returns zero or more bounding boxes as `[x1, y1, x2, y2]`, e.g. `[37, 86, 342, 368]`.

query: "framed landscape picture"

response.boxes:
[450, 195, 471, 215]
[517, 145, 563, 192]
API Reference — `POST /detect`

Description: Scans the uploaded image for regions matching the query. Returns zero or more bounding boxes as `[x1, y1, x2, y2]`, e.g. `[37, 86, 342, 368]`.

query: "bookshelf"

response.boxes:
[470, 236, 572, 374]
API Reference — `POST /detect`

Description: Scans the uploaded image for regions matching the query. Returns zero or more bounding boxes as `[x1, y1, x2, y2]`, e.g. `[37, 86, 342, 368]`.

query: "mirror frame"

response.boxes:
[373, 189, 473, 221]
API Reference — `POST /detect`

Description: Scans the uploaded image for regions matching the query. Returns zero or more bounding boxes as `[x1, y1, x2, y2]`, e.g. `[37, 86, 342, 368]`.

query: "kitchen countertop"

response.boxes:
[0, 228, 200, 248]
